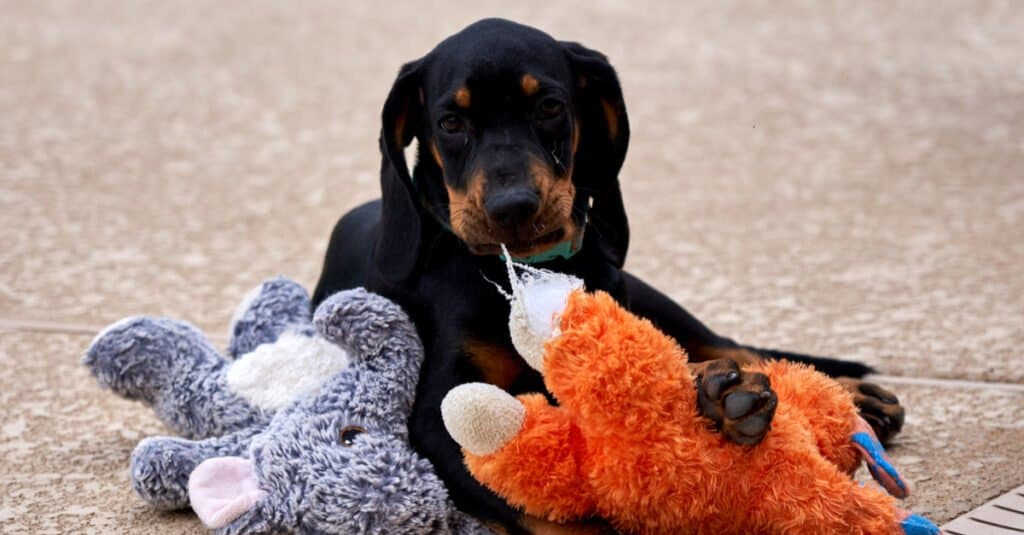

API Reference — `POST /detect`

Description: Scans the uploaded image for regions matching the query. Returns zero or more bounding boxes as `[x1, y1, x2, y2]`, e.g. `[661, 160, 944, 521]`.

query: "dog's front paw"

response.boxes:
[696, 358, 778, 445]
[836, 378, 905, 444]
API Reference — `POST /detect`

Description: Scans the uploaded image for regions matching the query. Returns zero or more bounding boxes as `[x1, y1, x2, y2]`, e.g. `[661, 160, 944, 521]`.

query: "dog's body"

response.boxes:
[313, 19, 904, 531]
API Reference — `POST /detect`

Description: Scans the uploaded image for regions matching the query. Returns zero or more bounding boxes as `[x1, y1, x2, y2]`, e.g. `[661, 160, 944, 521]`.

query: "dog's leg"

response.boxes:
[835, 377, 906, 444]
[410, 337, 531, 532]
[621, 271, 905, 443]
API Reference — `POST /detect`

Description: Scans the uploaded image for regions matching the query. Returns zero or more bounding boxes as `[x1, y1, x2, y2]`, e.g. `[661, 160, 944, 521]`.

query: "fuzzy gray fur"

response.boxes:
[83, 277, 313, 440]
[211, 290, 492, 534]
[85, 284, 492, 534]
[227, 277, 314, 358]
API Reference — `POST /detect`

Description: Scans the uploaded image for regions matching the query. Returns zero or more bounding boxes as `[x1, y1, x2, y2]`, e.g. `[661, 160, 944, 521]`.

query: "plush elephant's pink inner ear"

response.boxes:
[188, 456, 267, 529]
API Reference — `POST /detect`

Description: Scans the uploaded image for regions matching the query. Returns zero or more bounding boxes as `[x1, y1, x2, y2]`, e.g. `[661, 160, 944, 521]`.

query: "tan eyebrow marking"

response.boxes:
[454, 87, 471, 108]
[521, 73, 540, 96]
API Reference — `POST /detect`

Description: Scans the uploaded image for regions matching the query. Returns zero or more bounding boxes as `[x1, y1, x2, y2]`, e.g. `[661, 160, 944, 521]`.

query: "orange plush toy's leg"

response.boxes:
[461, 394, 598, 523]
[753, 360, 911, 499]
[743, 450, 904, 535]
[752, 360, 863, 473]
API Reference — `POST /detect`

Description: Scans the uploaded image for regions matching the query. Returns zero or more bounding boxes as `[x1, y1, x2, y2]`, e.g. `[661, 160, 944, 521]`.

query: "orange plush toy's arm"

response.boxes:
[443, 389, 598, 523]
[542, 290, 698, 434]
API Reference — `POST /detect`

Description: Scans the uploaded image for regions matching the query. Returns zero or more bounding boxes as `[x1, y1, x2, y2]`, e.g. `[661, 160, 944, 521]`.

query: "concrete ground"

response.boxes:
[2, 1, 1022, 532]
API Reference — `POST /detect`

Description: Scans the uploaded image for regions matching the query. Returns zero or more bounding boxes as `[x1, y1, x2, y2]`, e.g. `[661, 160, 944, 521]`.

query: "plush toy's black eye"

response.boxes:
[439, 114, 465, 133]
[338, 425, 366, 446]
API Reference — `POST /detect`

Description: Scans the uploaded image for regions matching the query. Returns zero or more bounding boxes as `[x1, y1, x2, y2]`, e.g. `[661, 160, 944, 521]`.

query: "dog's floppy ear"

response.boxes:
[562, 41, 630, 268]
[376, 58, 425, 283]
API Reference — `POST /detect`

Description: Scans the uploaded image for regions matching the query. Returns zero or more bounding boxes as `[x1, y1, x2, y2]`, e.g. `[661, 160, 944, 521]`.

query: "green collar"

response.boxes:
[498, 227, 584, 264]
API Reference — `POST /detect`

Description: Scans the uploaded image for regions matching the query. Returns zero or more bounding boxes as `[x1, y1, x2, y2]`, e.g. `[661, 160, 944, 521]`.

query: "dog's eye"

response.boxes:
[536, 98, 565, 119]
[338, 425, 366, 446]
[439, 114, 465, 133]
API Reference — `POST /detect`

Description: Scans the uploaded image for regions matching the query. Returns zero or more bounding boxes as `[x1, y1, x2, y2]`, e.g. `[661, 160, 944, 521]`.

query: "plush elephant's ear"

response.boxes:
[227, 277, 312, 358]
[561, 41, 630, 268]
[189, 456, 268, 530]
[375, 58, 427, 284]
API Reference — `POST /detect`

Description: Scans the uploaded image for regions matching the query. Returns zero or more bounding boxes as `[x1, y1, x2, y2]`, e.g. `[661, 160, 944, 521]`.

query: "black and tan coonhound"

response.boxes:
[312, 18, 905, 532]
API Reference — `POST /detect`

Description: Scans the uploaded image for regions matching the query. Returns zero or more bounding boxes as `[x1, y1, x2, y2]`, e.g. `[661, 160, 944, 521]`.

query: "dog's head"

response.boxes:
[376, 18, 630, 281]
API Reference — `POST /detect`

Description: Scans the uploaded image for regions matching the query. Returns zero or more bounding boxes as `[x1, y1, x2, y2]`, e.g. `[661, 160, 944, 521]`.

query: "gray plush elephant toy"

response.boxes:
[85, 282, 492, 533]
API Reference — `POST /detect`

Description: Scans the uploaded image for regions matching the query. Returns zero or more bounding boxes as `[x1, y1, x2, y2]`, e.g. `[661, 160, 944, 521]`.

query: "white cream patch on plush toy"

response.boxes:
[226, 332, 349, 411]
[498, 245, 583, 372]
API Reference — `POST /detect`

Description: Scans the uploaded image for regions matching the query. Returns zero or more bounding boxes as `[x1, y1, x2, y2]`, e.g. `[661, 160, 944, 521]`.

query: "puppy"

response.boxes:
[313, 18, 904, 532]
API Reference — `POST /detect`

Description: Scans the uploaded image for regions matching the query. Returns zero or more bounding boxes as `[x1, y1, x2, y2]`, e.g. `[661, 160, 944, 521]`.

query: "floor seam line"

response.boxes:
[2, 318, 1023, 391]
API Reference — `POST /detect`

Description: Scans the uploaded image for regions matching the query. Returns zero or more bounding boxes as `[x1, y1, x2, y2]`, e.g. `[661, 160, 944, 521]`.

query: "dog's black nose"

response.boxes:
[485, 190, 540, 229]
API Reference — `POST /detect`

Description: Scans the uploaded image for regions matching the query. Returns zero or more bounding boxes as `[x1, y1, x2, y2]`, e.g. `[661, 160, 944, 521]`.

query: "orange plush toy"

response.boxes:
[441, 260, 939, 535]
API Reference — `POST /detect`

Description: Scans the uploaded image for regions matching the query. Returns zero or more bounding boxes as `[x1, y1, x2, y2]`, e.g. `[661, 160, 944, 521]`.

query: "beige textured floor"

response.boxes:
[2, 1, 1022, 532]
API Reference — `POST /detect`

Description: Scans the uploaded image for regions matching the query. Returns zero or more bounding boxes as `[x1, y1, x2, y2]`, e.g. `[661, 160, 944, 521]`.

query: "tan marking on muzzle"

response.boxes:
[446, 170, 489, 245]
[447, 160, 579, 256]
[529, 157, 578, 249]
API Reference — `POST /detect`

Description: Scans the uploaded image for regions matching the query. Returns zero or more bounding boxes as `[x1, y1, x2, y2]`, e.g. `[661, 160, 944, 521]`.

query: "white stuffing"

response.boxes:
[499, 245, 583, 372]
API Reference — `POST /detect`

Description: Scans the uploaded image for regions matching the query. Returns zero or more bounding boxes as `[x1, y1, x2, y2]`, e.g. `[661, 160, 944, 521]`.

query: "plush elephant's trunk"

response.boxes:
[313, 288, 424, 412]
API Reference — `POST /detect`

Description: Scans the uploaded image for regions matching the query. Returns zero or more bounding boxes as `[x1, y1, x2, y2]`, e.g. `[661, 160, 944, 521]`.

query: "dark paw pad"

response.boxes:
[697, 358, 778, 445]
[838, 378, 905, 444]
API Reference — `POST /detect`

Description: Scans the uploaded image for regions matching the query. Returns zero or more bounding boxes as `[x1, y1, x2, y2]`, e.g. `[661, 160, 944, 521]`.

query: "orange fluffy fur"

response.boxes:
[463, 290, 903, 535]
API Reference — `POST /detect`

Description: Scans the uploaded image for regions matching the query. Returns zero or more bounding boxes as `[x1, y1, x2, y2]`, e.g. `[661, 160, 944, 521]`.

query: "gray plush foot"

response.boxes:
[83, 317, 217, 404]
[84, 316, 264, 439]
[131, 429, 256, 510]
[131, 437, 203, 510]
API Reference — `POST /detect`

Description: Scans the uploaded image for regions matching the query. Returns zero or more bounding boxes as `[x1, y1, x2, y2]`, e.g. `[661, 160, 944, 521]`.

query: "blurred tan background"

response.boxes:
[2, 1, 1022, 532]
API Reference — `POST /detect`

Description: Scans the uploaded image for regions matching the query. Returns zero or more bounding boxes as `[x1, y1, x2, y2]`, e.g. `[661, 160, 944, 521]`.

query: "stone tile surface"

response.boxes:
[0, 332, 202, 534]
[1, 0, 1023, 532]
[862, 382, 1024, 523]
